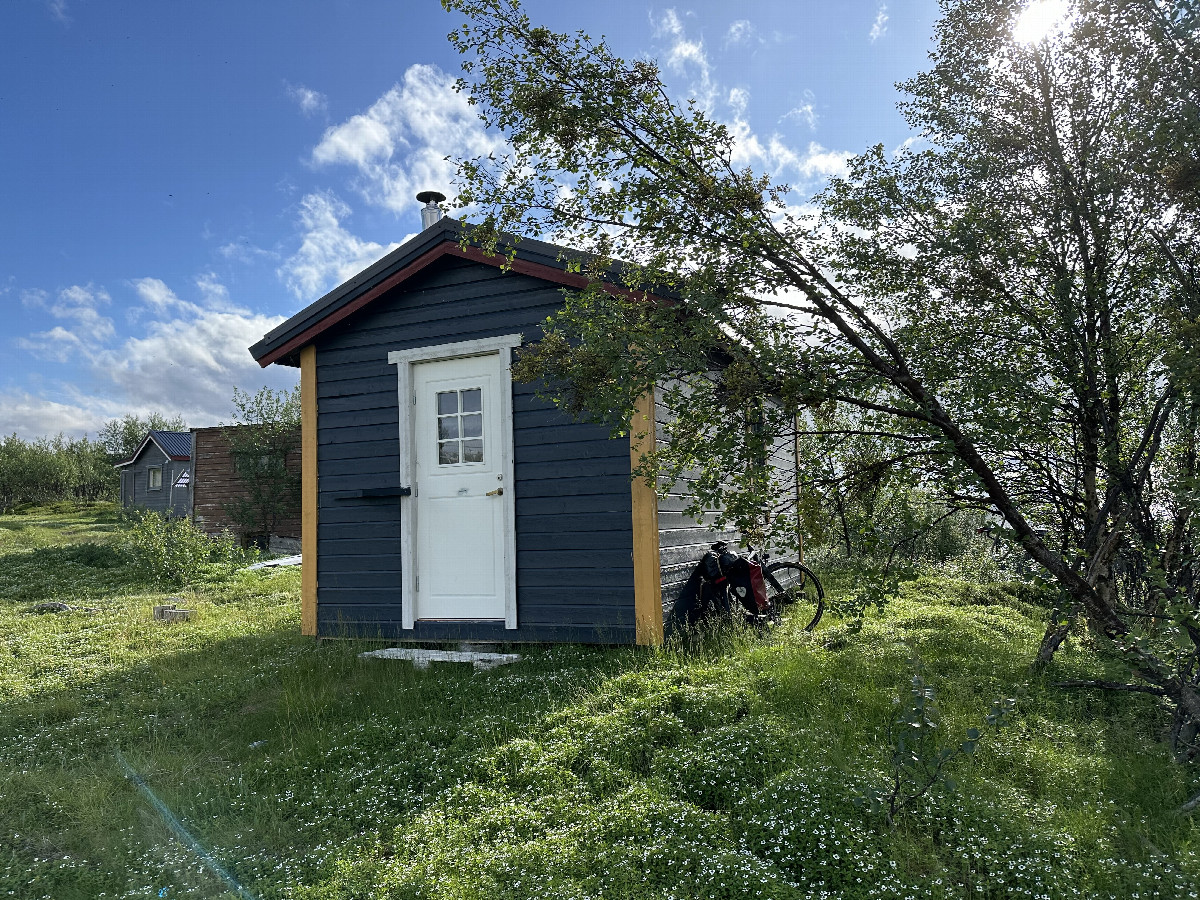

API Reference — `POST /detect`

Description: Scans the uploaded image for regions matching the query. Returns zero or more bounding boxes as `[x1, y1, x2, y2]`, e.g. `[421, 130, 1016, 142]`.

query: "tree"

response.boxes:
[221, 387, 301, 546]
[98, 412, 188, 462]
[62, 436, 116, 505]
[0, 433, 116, 511]
[443, 0, 1200, 747]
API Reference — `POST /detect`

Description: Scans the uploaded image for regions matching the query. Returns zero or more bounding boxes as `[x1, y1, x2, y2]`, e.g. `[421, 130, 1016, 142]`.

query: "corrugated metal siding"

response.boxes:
[313, 256, 636, 643]
[150, 431, 193, 460]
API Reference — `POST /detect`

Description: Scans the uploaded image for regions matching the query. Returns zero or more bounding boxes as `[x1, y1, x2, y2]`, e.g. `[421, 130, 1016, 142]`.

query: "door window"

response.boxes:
[436, 388, 484, 465]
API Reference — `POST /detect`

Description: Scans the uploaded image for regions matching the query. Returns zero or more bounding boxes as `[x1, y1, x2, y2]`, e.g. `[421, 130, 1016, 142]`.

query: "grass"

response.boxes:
[1, 504, 1198, 899]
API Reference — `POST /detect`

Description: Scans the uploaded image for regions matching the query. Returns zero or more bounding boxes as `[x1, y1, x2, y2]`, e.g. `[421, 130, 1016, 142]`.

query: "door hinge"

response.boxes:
[412, 392, 417, 406]
[415, 575, 419, 592]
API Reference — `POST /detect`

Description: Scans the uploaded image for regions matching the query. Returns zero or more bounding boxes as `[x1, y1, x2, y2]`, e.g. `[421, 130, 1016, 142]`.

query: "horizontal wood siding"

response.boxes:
[766, 409, 803, 560]
[120, 446, 191, 518]
[191, 426, 302, 539]
[313, 256, 635, 643]
[654, 386, 739, 624]
[654, 391, 801, 629]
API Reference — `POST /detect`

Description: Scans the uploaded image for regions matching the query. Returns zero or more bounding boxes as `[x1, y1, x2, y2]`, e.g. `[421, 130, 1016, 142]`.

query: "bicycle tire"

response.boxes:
[763, 561, 825, 632]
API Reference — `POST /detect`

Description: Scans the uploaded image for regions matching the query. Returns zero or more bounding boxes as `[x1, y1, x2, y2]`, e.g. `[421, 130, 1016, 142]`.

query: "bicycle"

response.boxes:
[703, 541, 826, 632]
[758, 549, 825, 632]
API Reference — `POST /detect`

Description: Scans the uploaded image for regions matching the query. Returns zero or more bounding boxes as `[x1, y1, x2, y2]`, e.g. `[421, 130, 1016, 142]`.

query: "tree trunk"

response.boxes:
[1034, 617, 1073, 670]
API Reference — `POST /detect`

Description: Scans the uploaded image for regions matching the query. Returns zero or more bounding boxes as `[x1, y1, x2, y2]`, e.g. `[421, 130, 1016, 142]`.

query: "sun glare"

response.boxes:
[1012, 0, 1073, 44]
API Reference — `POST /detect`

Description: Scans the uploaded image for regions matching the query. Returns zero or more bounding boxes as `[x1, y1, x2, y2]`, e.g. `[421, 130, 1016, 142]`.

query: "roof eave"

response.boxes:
[250, 219, 464, 366]
[251, 220, 671, 368]
[113, 432, 192, 467]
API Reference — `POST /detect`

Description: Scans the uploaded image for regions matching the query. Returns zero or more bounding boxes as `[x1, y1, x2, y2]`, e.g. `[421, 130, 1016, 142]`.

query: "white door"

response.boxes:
[412, 354, 507, 619]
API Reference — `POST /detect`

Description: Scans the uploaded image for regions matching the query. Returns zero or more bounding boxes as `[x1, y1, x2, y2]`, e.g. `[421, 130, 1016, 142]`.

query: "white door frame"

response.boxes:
[388, 334, 521, 630]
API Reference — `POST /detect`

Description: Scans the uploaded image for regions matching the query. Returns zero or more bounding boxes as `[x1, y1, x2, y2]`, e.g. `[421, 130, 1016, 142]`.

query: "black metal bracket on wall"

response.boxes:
[329, 486, 412, 501]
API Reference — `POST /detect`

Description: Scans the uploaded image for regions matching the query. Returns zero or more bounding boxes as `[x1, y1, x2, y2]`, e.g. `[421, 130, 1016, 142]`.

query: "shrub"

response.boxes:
[125, 511, 251, 586]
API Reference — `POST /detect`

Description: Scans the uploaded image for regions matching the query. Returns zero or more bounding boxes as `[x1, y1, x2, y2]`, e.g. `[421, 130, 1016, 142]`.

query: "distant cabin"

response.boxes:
[249, 217, 794, 645]
[116, 427, 302, 551]
[115, 430, 193, 518]
[190, 425, 301, 551]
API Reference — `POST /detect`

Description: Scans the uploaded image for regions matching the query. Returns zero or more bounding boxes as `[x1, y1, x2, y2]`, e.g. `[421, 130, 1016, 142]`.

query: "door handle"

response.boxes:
[485, 487, 504, 497]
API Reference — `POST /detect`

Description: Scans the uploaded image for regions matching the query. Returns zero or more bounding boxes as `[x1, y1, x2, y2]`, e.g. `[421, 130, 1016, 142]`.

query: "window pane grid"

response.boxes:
[436, 388, 484, 466]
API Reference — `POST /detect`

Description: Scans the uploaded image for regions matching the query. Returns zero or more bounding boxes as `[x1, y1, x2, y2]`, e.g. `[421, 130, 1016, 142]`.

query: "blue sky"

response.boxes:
[0, 0, 941, 439]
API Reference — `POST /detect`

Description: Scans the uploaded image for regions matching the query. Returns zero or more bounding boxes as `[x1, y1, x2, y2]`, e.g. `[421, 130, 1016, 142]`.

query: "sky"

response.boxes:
[0, 0, 946, 440]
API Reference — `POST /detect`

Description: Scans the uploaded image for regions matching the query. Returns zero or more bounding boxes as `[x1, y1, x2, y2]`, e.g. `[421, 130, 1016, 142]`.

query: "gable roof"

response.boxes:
[114, 430, 192, 468]
[250, 218, 663, 368]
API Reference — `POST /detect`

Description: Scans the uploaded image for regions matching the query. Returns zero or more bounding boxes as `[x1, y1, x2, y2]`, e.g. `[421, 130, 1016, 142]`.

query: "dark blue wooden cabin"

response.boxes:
[115, 430, 193, 518]
[249, 219, 737, 645]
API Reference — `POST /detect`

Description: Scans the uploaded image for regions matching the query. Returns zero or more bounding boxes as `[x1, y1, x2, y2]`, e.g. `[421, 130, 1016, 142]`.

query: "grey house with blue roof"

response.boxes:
[115, 430, 193, 518]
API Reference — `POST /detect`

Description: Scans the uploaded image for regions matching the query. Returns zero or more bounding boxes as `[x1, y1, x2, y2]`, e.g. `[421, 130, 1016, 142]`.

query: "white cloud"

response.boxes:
[18, 284, 115, 360]
[131, 274, 233, 318]
[728, 117, 850, 186]
[20, 288, 47, 308]
[91, 308, 293, 424]
[285, 81, 328, 117]
[6, 274, 298, 438]
[725, 96, 807, 180]
[653, 9, 715, 107]
[799, 142, 853, 179]
[311, 64, 507, 216]
[46, 0, 70, 25]
[1, 297, 296, 437]
[892, 135, 930, 156]
[42, 284, 114, 339]
[218, 240, 277, 263]
[278, 192, 402, 301]
[314, 112, 393, 171]
[196, 273, 234, 310]
[0, 390, 117, 439]
[727, 87, 750, 118]
[16, 326, 86, 364]
[781, 90, 818, 131]
[870, 4, 889, 43]
[649, 12, 838, 194]
[132, 277, 194, 315]
[725, 20, 755, 46]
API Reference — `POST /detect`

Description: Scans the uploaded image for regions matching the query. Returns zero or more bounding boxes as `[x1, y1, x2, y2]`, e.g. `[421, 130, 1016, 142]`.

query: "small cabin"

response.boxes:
[115, 430, 193, 518]
[190, 425, 302, 552]
[249, 217, 762, 645]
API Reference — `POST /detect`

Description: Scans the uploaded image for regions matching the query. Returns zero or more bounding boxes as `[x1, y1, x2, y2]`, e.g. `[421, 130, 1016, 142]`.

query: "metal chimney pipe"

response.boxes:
[417, 191, 447, 229]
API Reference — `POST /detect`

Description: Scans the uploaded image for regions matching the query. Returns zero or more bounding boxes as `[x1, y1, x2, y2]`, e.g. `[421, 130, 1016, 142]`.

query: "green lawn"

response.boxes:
[1, 505, 1197, 899]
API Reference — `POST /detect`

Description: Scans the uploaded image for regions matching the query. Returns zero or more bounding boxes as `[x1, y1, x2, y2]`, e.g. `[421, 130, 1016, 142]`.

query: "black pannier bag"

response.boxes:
[669, 542, 770, 628]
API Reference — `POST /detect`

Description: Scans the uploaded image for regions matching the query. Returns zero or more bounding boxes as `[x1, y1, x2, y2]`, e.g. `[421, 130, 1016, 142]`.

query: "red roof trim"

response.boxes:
[257, 241, 659, 367]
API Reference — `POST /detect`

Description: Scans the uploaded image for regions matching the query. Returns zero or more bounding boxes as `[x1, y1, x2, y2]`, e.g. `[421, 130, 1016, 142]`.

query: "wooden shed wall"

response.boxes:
[119, 444, 191, 518]
[191, 426, 301, 540]
[312, 255, 637, 643]
[653, 386, 739, 619]
[654, 389, 802, 625]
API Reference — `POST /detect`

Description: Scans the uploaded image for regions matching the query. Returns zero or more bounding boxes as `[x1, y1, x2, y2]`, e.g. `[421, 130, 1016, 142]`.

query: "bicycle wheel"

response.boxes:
[763, 561, 825, 632]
